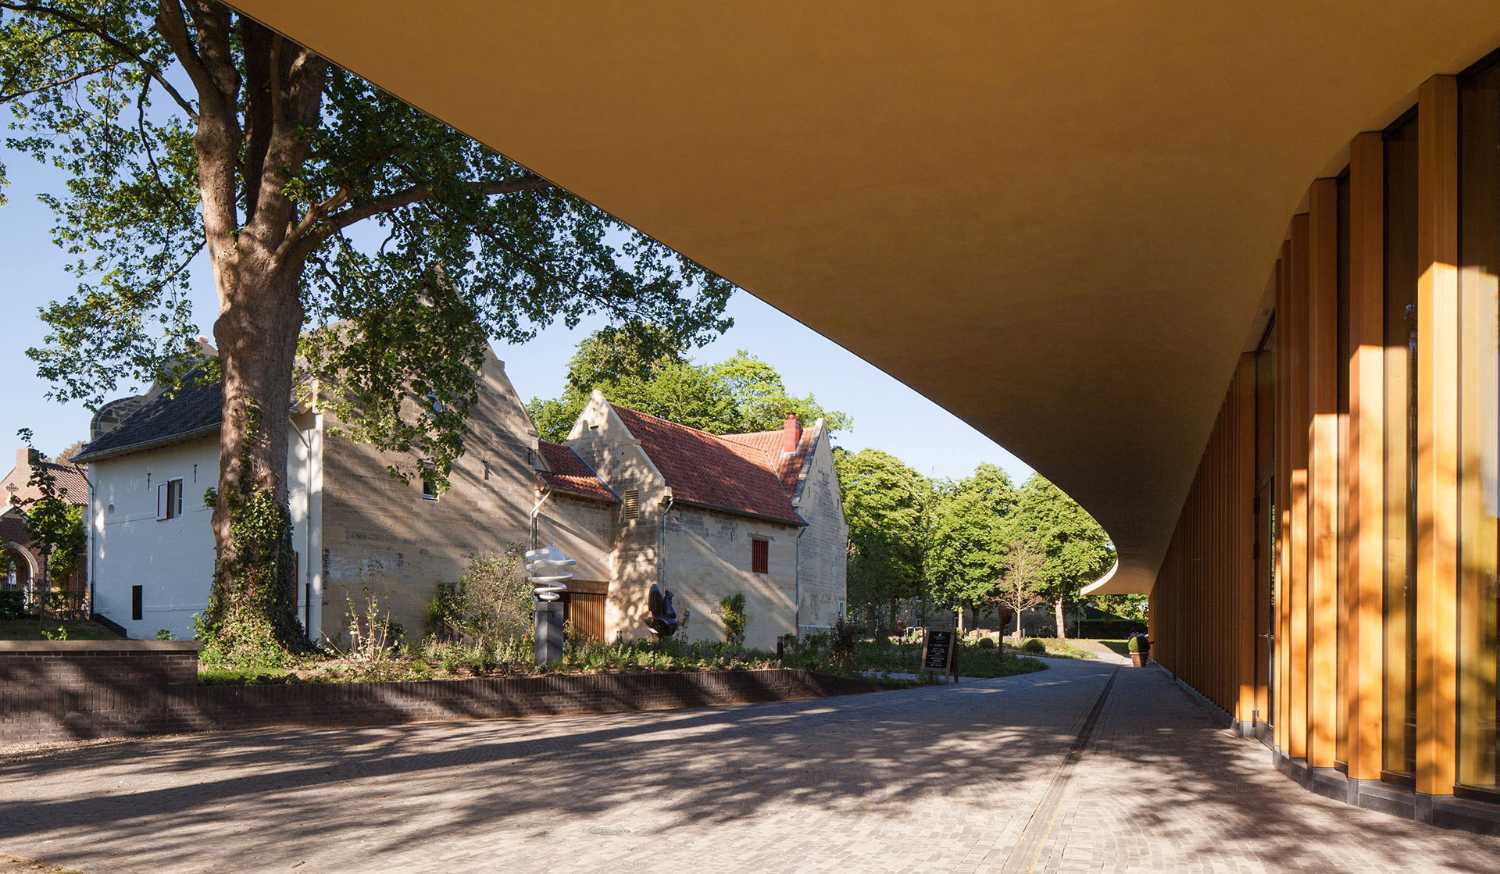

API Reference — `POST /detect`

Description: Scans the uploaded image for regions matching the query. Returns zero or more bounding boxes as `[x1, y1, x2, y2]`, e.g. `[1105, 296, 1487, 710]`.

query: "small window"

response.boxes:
[156, 478, 183, 520]
[752, 538, 769, 574]
[421, 476, 439, 502]
[131, 585, 143, 621]
[623, 488, 640, 520]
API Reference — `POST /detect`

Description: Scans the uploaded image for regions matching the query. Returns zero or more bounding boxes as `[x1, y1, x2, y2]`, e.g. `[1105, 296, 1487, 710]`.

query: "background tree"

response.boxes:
[924, 464, 1016, 630]
[0, 1, 732, 659]
[834, 448, 930, 631]
[1011, 475, 1114, 639]
[54, 440, 87, 463]
[528, 331, 848, 442]
[1088, 593, 1148, 624]
[997, 537, 1047, 641]
[11, 430, 85, 593]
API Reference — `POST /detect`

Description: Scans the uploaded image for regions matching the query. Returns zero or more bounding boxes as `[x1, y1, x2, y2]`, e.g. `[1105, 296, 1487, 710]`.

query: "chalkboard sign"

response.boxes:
[922, 628, 956, 679]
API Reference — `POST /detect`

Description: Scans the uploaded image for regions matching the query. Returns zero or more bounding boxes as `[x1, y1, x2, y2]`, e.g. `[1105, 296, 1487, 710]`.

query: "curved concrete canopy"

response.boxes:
[231, 2, 1500, 593]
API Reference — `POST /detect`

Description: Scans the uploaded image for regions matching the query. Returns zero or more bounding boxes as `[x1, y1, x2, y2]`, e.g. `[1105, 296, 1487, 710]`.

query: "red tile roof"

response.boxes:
[3, 460, 88, 508]
[610, 405, 808, 526]
[537, 441, 617, 504]
[719, 425, 820, 495]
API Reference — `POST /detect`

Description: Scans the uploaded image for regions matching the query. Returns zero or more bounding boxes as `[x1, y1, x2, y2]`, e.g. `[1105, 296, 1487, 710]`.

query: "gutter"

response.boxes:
[72, 423, 222, 465]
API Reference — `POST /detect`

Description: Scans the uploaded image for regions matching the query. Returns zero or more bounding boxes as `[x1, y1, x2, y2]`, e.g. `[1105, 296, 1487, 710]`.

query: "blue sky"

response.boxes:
[0, 141, 1033, 485]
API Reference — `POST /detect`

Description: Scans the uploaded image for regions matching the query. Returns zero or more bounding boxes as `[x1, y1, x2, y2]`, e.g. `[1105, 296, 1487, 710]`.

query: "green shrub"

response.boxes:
[0, 590, 23, 621]
[155, 628, 174, 641]
[430, 551, 533, 647]
[1022, 638, 1047, 654]
[977, 637, 997, 649]
[719, 592, 747, 646]
[1127, 635, 1143, 653]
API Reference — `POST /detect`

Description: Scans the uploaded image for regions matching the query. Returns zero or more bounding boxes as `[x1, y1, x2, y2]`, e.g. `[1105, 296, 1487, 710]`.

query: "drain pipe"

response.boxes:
[793, 525, 806, 638]
[529, 487, 553, 550]
[657, 495, 674, 590]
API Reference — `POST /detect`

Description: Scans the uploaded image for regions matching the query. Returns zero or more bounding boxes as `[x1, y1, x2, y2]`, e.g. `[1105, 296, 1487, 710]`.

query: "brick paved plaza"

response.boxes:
[2, 658, 1498, 872]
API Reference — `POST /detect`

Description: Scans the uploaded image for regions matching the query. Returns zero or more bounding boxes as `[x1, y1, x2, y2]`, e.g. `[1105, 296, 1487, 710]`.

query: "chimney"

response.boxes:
[782, 413, 801, 453]
[16, 447, 33, 475]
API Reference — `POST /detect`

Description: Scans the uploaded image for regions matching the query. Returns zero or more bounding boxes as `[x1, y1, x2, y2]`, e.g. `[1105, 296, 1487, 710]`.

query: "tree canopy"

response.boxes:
[528, 330, 849, 441]
[1011, 475, 1115, 609]
[834, 448, 930, 629]
[0, 1, 734, 658]
[924, 463, 1017, 614]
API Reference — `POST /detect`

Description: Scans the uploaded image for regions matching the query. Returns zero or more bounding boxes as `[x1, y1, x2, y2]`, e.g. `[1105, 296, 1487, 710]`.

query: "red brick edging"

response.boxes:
[0, 641, 881, 746]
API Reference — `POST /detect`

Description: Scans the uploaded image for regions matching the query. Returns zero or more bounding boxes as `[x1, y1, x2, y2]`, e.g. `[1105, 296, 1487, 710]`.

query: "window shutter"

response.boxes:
[156, 482, 167, 520]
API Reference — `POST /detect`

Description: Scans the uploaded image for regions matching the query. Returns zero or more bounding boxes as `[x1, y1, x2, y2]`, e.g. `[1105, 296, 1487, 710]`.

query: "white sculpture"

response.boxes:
[524, 544, 574, 602]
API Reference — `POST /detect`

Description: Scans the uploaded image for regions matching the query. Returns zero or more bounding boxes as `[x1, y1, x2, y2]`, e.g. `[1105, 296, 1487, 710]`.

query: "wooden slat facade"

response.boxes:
[1149, 67, 1497, 814]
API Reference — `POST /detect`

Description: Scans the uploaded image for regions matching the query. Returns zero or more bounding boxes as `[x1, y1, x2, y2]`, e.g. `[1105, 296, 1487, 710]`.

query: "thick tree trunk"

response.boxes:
[1054, 598, 1067, 640]
[202, 265, 306, 647]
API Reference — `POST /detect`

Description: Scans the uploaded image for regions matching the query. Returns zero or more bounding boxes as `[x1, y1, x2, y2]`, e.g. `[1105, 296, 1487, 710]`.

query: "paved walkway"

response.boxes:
[2, 660, 1498, 872]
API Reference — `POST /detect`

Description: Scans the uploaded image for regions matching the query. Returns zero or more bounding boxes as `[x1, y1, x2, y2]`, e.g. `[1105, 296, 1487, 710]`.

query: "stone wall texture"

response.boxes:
[1, 640, 881, 746]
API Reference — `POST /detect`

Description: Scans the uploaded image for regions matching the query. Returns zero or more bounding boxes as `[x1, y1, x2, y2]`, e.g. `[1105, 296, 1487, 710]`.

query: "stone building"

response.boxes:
[0, 448, 89, 613]
[73, 357, 846, 650]
[563, 392, 847, 649]
[74, 348, 616, 642]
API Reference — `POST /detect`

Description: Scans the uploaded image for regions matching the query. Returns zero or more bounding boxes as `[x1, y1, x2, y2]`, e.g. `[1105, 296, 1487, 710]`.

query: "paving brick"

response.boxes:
[1, 658, 1497, 872]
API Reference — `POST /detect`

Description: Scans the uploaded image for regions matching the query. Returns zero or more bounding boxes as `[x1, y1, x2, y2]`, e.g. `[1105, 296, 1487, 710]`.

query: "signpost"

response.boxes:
[920, 628, 958, 683]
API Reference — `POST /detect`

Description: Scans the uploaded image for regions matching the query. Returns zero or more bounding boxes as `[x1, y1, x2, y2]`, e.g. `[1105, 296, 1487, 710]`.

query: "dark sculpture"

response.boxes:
[646, 584, 679, 638]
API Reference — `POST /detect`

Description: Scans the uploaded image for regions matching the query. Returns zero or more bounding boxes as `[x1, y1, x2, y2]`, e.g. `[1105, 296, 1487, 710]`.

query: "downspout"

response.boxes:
[291, 419, 315, 638]
[793, 525, 806, 638]
[657, 495, 674, 591]
[82, 465, 96, 619]
[529, 487, 553, 550]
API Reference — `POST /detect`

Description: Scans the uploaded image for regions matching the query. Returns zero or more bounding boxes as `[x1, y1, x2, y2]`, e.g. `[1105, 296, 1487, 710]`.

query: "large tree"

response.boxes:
[833, 448, 929, 631]
[1011, 475, 1114, 639]
[925, 464, 1017, 630]
[528, 331, 848, 442]
[0, 1, 733, 659]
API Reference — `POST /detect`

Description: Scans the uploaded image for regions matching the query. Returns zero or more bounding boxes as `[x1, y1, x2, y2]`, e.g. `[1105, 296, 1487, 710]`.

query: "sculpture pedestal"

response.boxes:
[534, 600, 565, 666]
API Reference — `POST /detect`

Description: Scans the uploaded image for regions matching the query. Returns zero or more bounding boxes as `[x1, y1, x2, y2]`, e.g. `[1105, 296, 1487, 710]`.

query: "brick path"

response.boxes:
[2, 659, 1497, 872]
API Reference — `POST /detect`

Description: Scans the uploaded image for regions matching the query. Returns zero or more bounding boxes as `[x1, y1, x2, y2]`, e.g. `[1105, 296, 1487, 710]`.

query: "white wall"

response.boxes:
[90, 426, 317, 641]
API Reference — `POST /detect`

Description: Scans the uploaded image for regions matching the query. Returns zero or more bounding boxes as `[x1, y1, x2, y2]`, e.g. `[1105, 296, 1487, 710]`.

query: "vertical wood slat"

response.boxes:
[1236, 353, 1258, 725]
[1308, 179, 1340, 767]
[1289, 213, 1312, 760]
[1277, 245, 1293, 755]
[1347, 131, 1386, 782]
[1415, 75, 1460, 797]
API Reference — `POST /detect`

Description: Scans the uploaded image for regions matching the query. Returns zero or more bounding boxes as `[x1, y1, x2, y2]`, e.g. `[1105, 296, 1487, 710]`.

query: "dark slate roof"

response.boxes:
[537, 441, 617, 504]
[610, 405, 806, 526]
[73, 372, 223, 463]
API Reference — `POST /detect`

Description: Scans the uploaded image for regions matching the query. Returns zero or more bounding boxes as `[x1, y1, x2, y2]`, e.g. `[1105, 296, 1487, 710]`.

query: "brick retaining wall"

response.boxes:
[0, 641, 881, 746]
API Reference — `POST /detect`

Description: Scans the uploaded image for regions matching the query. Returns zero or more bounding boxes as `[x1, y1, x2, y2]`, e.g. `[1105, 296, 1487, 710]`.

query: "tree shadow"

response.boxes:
[0, 660, 1496, 872]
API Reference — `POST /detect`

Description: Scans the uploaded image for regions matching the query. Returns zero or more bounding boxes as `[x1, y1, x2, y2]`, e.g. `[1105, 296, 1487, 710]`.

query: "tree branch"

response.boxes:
[0, 60, 119, 102]
[0, 0, 196, 116]
[283, 175, 550, 261]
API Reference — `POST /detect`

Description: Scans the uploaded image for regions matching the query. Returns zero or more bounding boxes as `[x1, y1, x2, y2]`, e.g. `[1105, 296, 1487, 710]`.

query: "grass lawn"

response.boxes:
[1097, 639, 1131, 659]
[854, 640, 1048, 678]
[1018, 637, 1097, 660]
[0, 619, 122, 641]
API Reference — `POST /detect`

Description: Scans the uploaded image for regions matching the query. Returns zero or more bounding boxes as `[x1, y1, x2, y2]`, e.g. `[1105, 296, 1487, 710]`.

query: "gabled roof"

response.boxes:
[537, 441, 617, 504]
[2, 460, 89, 507]
[73, 371, 223, 464]
[609, 405, 806, 526]
[718, 423, 821, 497]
